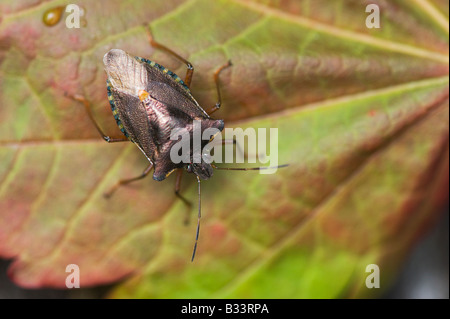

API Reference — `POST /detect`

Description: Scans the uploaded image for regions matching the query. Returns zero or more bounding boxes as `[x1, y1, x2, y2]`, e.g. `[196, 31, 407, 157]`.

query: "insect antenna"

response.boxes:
[191, 176, 202, 262]
[211, 164, 289, 171]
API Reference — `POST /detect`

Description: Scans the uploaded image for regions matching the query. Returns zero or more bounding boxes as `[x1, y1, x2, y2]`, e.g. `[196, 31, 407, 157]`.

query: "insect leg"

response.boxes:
[206, 60, 233, 115]
[67, 93, 129, 143]
[144, 27, 194, 88]
[104, 163, 154, 198]
[174, 169, 193, 225]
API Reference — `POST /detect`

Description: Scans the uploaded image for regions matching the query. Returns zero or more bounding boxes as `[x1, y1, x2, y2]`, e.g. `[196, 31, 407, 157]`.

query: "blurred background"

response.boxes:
[1, 206, 447, 298]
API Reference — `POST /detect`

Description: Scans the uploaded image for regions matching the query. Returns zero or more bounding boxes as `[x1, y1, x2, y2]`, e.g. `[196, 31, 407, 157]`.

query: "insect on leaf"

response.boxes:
[0, 0, 448, 298]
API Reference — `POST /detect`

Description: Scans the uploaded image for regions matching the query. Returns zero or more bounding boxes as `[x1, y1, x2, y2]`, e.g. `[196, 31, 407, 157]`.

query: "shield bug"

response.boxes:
[69, 28, 286, 261]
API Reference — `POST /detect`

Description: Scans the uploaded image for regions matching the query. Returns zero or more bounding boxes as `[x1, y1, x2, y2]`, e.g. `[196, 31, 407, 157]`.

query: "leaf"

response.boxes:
[0, 0, 448, 298]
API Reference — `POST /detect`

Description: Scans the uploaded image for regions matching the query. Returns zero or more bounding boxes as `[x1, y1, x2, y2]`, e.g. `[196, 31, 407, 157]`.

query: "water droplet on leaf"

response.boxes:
[43, 6, 65, 27]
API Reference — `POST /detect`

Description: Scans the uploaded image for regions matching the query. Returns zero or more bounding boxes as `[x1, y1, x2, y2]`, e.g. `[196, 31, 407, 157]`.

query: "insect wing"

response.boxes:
[104, 49, 157, 161]
[138, 57, 210, 120]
